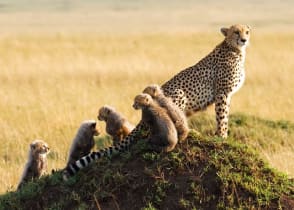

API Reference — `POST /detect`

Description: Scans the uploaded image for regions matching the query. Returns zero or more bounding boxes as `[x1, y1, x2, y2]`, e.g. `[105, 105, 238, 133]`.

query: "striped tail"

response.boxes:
[62, 122, 147, 180]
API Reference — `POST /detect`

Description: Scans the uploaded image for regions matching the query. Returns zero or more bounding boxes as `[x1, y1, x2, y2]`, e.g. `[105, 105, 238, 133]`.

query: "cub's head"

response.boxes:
[98, 105, 115, 121]
[221, 24, 251, 50]
[80, 120, 100, 137]
[143, 84, 163, 98]
[30, 139, 50, 158]
[133, 93, 153, 110]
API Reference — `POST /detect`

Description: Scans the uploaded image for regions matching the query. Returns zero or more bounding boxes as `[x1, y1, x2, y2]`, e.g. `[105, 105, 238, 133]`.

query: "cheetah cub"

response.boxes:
[143, 84, 189, 141]
[17, 139, 50, 190]
[98, 105, 135, 144]
[66, 120, 99, 167]
[133, 93, 178, 152]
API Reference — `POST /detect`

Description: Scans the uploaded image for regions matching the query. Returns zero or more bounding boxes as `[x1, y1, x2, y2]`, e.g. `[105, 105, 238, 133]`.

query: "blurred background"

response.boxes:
[0, 0, 293, 34]
[0, 0, 293, 193]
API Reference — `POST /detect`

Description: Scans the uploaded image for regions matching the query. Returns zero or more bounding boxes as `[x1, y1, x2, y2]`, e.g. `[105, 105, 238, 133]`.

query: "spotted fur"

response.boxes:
[63, 24, 250, 179]
[162, 24, 250, 138]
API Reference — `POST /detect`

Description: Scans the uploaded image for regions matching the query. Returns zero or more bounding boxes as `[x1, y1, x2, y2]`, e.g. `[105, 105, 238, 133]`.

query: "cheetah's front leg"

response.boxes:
[215, 94, 231, 138]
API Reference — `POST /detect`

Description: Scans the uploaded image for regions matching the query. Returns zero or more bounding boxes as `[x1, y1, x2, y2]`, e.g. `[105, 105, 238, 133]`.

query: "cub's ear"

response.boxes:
[30, 143, 36, 150]
[246, 25, 251, 31]
[90, 122, 96, 129]
[221, 27, 229, 36]
[102, 107, 111, 115]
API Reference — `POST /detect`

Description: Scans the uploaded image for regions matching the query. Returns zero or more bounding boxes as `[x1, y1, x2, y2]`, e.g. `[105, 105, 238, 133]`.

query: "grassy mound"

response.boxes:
[0, 124, 293, 210]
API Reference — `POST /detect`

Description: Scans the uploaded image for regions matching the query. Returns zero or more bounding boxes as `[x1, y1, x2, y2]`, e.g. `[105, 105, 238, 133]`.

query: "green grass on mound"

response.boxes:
[0, 116, 293, 210]
[190, 113, 294, 178]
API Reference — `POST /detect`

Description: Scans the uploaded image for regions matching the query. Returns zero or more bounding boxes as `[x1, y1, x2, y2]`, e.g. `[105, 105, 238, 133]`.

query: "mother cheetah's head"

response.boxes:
[221, 24, 251, 51]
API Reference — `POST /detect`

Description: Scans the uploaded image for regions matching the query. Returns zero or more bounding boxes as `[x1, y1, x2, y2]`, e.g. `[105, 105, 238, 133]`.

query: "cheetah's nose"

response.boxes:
[241, 39, 247, 43]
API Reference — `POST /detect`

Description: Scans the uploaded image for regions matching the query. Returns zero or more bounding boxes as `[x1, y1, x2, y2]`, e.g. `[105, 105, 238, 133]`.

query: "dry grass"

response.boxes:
[0, 31, 293, 194]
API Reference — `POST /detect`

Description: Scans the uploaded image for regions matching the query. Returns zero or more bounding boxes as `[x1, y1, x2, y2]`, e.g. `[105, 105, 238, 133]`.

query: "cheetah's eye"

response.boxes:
[234, 31, 239, 35]
[245, 31, 249, 35]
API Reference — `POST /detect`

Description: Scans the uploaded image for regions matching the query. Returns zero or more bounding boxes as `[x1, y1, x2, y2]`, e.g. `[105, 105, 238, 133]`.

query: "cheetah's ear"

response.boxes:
[220, 27, 229, 37]
[246, 25, 251, 31]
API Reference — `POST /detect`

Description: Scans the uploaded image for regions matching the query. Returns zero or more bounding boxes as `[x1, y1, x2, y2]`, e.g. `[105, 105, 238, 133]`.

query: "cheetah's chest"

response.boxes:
[230, 68, 245, 96]
[215, 50, 246, 95]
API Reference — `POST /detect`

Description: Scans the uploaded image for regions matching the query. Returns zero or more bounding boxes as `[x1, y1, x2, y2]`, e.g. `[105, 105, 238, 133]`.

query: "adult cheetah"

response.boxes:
[63, 24, 251, 179]
[162, 24, 250, 138]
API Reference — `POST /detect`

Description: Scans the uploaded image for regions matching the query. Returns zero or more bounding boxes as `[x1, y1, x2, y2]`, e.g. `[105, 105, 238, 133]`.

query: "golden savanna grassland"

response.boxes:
[0, 0, 293, 194]
[0, 32, 293, 194]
